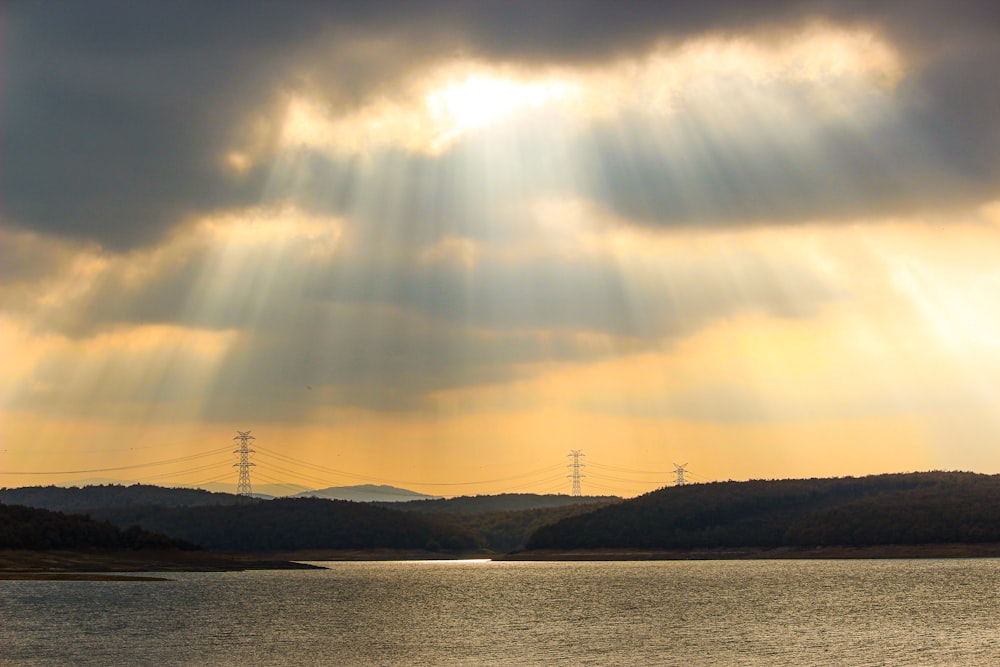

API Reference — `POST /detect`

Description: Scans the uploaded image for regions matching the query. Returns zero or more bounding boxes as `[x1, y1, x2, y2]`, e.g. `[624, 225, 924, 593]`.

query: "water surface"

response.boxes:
[3, 559, 998, 665]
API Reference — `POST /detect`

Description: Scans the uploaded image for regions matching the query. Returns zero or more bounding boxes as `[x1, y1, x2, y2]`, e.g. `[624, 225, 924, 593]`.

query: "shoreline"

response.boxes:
[0, 548, 320, 580]
[0, 572, 171, 581]
[5, 543, 1000, 580]
[498, 543, 1000, 561]
[262, 548, 494, 562]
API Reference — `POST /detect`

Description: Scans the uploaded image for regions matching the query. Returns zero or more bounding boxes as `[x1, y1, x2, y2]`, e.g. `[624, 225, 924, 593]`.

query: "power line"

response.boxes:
[503, 472, 574, 493]
[0, 432, 700, 499]
[579, 480, 621, 494]
[253, 445, 566, 487]
[588, 462, 675, 476]
[0, 446, 233, 476]
[252, 472, 320, 495]
[186, 472, 238, 488]
[142, 461, 232, 481]
[586, 471, 665, 486]
[249, 454, 569, 497]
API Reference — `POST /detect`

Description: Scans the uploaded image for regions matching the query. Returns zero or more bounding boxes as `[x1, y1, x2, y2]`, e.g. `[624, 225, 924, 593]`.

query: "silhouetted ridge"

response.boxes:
[376, 493, 618, 514]
[526, 472, 1000, 550]
[89, 497, 481, 552]
[0, 503, 195, 550]
[0, 484, 242, 512]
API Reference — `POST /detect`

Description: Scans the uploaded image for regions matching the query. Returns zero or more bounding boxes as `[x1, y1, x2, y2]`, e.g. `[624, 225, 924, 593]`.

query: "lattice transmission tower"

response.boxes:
[233, 430, 256, 498]
[673, 462, 688, 486]
[567, 449, 586, 496]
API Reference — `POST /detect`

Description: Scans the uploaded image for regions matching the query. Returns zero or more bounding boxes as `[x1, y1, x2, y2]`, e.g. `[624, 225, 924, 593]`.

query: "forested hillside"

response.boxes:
[527, 472, 1000, 550]
[443, 503, 619, 552]
[12, 474, 997, 555]
[89, 497, 481, 552]
[376, 493, 618, 514]
[1, 485, 617, 554]
[0, 503, 194, 550]
[0, 484, 242, 512]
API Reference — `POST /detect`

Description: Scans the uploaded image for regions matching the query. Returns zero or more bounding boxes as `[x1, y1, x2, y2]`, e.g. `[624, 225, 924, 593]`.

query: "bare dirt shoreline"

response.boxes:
[5, 543, 1000, 580]
[0, 549, 320, 581]
[497, 543, 1000, 561]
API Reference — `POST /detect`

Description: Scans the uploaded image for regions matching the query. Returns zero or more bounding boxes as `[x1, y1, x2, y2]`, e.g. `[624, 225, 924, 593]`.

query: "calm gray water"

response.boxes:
[2, 559, 999, 666]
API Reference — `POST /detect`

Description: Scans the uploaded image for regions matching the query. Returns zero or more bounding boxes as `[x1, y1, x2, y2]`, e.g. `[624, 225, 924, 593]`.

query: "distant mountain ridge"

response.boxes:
[291, 484, 442, 502]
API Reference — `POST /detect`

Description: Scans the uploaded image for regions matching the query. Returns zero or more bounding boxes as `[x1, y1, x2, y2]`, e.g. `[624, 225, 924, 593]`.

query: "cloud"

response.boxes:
[245, 24, 1000, 237]
[2, 204, 846, 416]
[4, 0, 1000, 425]
[4, 1, 1000, 250]
[6, 204, 842, 338]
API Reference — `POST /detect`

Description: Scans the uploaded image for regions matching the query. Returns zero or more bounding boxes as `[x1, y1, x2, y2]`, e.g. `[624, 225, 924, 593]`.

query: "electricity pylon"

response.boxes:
[233, 431, 256, 498]
[568, 450, 585, 496]
[673, 462, 688, 486]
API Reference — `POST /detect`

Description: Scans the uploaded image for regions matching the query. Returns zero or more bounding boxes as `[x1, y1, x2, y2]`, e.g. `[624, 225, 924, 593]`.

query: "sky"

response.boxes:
[3, 1, 1000, 497]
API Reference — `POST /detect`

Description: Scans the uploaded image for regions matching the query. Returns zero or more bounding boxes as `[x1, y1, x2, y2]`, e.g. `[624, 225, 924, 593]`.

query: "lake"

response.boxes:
[2, 559, 999, 665]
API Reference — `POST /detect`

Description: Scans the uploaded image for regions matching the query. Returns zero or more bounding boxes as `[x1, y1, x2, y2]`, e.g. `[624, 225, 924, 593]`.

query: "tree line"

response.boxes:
[9, 473, 998, 555]
[527, 472, 1000, 550]
[0, 503, 194, 551]
[0, 484, 243, 512]
[89, 497, 482, 552]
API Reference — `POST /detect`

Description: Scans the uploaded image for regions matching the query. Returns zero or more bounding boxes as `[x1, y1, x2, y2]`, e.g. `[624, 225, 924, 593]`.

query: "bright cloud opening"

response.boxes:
[272, 24, 902, 157]
[426, 75, 579, 148]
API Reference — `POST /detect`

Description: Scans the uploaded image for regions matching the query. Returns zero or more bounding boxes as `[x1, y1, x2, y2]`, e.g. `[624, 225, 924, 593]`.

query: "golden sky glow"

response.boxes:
[3, 4, 1000, 497]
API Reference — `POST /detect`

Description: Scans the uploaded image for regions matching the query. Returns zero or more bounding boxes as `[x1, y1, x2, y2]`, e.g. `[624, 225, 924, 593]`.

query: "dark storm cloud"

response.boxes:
[582, 93, 992, 228]
[1, 1, 448, 249]
[4, 1, 1000, 250]
[4, 5, 269, 247]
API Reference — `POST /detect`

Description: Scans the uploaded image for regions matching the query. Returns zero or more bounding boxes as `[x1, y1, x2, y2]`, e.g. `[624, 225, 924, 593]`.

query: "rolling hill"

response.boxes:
[526, 472, 1000, 551]
[0, 502, 194, 551]
[0, 484, 615, 553]
[292, 484, 442, 502]
[0, 484, 243, 512]
[376, 493, 618, 514]
[87, 497, 480, 552]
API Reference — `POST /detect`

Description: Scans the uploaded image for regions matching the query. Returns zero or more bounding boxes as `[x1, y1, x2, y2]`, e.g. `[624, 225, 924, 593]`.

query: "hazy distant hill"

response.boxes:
[292, 484, 442, 503]
[527, 472, 1000, 551]
[200, 482, 312, 497]
[377, 493, 619, 514]
[89, 497, 479, 553]
[0, 484, 243, 512]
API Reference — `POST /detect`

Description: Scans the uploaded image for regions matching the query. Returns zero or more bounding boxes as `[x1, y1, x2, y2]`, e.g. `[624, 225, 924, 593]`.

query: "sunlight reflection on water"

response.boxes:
[2, 559, 999, 666]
